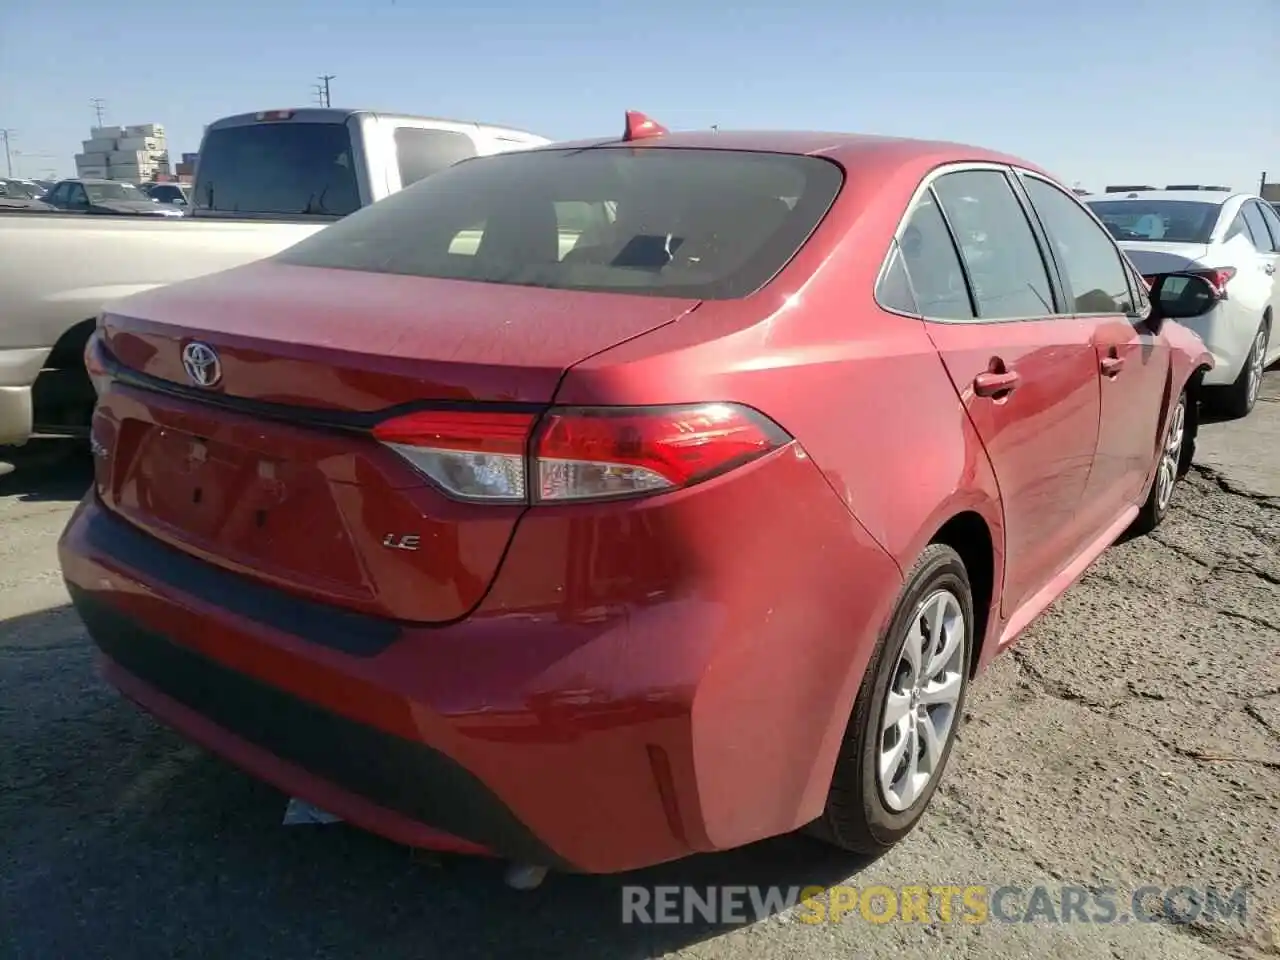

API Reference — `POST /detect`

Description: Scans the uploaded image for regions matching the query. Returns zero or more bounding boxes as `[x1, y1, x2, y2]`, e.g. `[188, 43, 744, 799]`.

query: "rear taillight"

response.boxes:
[84, 327, 111, 396]
[371, 403, 792, 504]
[1191, 267, 1236, 297]
[372, 410, 534, 503]
[1145, 267, 1235, 300]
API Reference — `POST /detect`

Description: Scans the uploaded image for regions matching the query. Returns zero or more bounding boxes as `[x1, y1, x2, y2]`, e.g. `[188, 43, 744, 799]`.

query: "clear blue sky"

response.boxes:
[4, 0, 1277, 191]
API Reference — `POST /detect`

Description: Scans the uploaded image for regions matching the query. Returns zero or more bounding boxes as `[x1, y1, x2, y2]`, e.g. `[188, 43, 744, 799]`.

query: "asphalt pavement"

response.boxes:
[2, 370, 1278, 960]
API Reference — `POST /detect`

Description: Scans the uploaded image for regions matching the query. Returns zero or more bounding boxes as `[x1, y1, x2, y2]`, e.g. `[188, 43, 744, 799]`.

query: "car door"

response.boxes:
[897, 165, 1102, 620]
[1018, 173, 1170, 522]
[66, 182, 91, 213]
[43, 182, 71, 209]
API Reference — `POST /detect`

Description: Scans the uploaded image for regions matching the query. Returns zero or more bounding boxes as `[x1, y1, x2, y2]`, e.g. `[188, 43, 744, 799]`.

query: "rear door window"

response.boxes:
[193, 121, 361, 217]
[932, 170, 1056, 319]
[276, 147, 843, 300]
[394, 128, 478, 188]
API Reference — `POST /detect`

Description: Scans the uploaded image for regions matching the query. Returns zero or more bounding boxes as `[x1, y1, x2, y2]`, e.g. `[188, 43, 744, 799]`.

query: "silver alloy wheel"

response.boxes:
[1247, 327, 1267, 407]
[1154, 394, 1186, 514]
[878, 588, 967, 812]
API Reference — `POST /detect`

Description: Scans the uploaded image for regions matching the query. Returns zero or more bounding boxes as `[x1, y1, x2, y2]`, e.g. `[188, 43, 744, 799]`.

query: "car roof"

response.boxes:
[1082, 189, 1242, 204]
[205, 107, 547, 140]
[530, 129, 1049, 175]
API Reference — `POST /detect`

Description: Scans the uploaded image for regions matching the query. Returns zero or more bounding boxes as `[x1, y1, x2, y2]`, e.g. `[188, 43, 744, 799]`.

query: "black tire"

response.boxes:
[1131, 389, 1188, 536]
[808, 543, 973, 854]
[1205, 320, 1268, 420]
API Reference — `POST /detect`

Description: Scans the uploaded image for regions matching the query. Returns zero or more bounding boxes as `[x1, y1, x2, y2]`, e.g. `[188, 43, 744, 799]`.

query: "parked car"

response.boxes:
[0, 178, 53, 211]
[1085, 189, 1280, 417]
[142, 182, 192, 208]
[60, 113, 1216, 875]
[40, 178, 185, 217]
[0, 108, 550, 466]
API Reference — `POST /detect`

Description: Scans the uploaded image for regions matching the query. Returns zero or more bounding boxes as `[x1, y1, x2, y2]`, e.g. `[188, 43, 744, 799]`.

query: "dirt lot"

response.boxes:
[2, 371, 1277, 960]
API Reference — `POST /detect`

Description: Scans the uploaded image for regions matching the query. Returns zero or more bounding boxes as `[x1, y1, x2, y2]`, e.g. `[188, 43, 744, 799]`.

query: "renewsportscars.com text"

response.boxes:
[620, 883, 1251, 926]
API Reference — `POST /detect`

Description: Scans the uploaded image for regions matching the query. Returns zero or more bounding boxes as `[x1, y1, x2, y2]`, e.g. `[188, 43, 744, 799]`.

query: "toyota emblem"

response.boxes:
[181, 341, 222, 388]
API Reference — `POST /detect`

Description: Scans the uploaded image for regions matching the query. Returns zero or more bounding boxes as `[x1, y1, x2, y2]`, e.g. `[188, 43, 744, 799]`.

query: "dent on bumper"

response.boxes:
[59, 446, 902, 873]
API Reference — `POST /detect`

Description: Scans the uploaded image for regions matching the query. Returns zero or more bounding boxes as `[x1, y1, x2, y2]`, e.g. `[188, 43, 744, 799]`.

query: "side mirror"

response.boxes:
[1149, 273, 1218, 323]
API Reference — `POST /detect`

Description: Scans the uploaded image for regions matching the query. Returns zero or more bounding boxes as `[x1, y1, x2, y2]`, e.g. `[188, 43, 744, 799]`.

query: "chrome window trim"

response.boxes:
[874, 160, 1145, 324]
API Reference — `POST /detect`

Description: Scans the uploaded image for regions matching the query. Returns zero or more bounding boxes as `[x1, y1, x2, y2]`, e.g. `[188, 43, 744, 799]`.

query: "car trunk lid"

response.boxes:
[93, 259, 699, 623]
[1117, 241, 1211, 277]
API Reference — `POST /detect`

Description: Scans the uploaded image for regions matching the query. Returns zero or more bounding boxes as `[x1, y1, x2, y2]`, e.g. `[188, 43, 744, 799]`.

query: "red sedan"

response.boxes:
[60, 112, 1216, 874]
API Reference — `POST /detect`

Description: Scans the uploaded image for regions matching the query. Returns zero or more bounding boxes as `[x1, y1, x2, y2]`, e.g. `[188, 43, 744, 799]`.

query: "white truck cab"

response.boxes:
[190, 108, 552, 221]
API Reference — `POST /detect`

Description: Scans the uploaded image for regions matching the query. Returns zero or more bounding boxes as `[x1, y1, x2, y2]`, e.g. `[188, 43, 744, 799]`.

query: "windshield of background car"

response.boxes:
[1085, 199, 1220, 243]
[86, 182, 148, 202]
[193, 120, 361, 217]
[275, 147, 844, 299]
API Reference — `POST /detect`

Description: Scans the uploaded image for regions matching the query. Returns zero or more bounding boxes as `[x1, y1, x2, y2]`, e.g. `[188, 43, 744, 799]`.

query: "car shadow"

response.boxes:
[0, 602, 876, 959]
[0, 440, 93, 503]
[1198, 362, 1280, 425]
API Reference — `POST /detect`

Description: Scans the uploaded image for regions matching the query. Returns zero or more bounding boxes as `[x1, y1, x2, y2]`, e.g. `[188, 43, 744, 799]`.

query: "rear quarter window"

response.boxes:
[193, 121, 361, 217]
[394, 128, 478, 188]
[275, 147, 844, 300]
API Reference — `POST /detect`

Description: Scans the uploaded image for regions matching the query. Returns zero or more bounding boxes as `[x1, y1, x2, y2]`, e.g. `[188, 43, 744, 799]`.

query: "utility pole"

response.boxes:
[316, 74, 335, 108]
[90, 98, 107, 127]
[0, 129, 13, 178]
[1260, 171, 1268, 195]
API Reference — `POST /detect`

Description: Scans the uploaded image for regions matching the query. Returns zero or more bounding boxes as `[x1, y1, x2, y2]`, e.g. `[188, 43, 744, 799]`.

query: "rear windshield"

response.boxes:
[275, 147, 843, 299]
[1085, 199, 1220, 243]
[86, 182, 149, 202]
[193, 121, 361, 217]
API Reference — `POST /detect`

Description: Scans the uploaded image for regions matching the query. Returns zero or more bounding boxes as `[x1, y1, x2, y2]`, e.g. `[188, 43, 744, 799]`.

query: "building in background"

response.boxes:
[74, 123, 171, 183]
[174, 151, 197, 184]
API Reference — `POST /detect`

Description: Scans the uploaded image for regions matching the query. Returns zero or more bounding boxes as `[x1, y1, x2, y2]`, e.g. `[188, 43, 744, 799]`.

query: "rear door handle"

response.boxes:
[1101, 356, 1125, 376]
[973, 370, 1021, 397]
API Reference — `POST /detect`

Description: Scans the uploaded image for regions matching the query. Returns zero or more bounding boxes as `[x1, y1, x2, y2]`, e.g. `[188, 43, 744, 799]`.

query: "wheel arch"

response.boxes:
[1179, 361, 1212, 475]
[30, 316, 99, 438]
[926, 510, 997, 680]
[45, 317, 98, 368]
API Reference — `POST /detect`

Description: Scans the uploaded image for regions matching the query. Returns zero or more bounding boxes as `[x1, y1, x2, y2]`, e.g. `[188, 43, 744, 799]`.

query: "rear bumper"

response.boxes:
[59, 447, 902, 873]
[1176, 302, 1261, 386]
[0, 347, 47, 445]
[72, 585, 551, 864]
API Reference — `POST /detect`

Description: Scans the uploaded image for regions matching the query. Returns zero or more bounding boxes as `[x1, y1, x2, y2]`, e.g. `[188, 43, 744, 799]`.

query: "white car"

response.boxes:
[1085, 190, 1280, 418]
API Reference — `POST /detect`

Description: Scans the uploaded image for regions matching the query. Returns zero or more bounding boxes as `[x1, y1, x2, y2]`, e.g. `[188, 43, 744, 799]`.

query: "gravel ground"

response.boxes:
[1, 372, 1277, 960]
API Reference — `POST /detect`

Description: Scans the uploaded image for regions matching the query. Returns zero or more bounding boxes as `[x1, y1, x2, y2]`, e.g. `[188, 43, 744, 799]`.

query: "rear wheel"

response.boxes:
[808, 543, 972, 854]
[1206, 321, 1268, 419]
